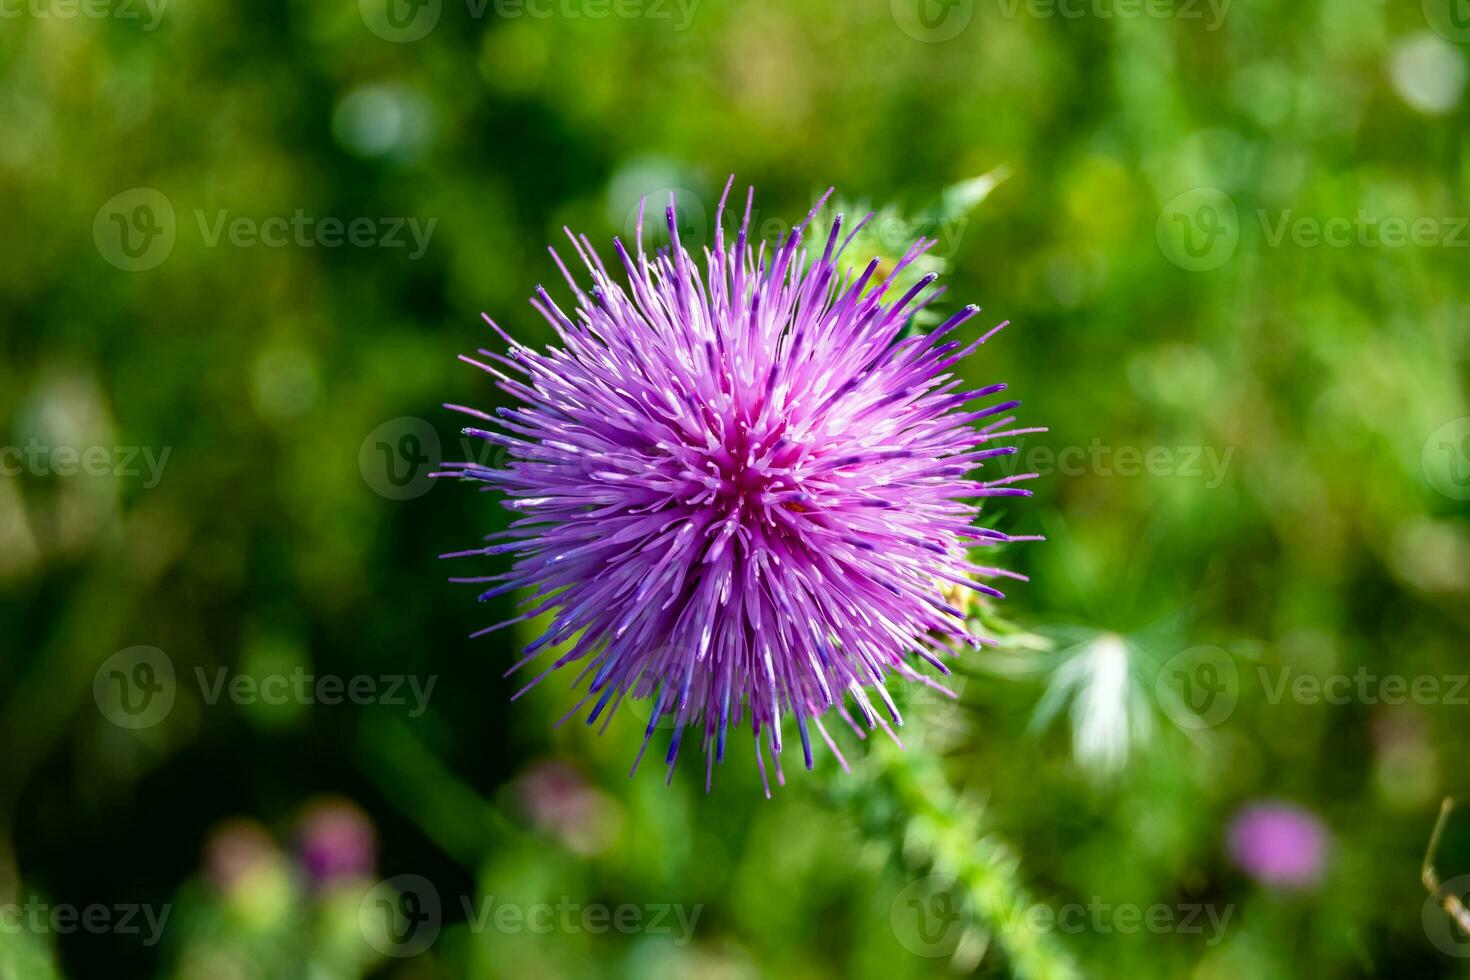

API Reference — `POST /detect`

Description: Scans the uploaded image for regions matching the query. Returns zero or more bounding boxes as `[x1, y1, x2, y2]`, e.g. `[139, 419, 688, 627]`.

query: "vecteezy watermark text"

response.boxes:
[488, 0, 698, 25]
[0, 0, 167, 30]
[891, 0, 1227, 42]
[359, 0, 699, 43]
[1159, 187, 1470, 271]
[460, 895, 702, 941]
[995, 438, 1235, 488]
[1260, 666, 1470, 707]
[993, 0, 1229, 30]
[93, 646, 437, 729]
[889, 874, 1232, 958]
[1257, 210, 1469, 250]
[1, 440, 171, 488]
[618, 187, 972, 261]
[991, 895, 1233, 945]
[195, 667, 437, 718]
[0, 898, 170, 947]
[194, 210, 436, 260]
[358, 875, 702, 958]
[93, 188, 437, 272]
[1154, 647, 1470, 732]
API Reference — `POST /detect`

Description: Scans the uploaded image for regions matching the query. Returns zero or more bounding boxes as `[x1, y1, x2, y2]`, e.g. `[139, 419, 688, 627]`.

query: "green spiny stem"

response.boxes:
[835, 739, 1082, 980]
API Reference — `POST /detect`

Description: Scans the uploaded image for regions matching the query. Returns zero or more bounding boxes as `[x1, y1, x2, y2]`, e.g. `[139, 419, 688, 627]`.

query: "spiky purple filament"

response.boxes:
[438, 179, 1041, 793]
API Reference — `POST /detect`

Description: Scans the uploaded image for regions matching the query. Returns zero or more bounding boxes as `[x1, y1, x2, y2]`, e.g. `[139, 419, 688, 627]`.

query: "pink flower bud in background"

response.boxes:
[1228, 801, 1329, 891]
[296, 797, 377, 887]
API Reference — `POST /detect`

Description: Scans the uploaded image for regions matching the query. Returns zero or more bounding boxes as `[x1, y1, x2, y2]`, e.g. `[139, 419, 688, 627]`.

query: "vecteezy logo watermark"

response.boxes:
[993, 0, 1230, 30]
[620, 646, 704, 732]
[362, 417, 561, 500]
[0, 0, 168, 31]
[94, 188, 176, 272]
[94, 189, 437, 271]
[0, 898, 170, 947]
[0, 440, 172, 488]
[360, 0, 698, 41]
[891, 0, 975, 43]
[621, 187, 709, 250]
[1425, 873, 1470, 957]
[1155, 646, 1239, 730]
[1423, 417, 1470, 501]
[1157, 188, 1240, 272]
[360, 876, 442, 958]
[360, 417, 443, 500]
[1424, 0, 1470, 43]
[893, 672, 969, 723]
[890, 874, 972, 957]
[93, 646, 176, 730]
[360, 0, 442, 41]
[358, 876, 702, 958]
[93, 647, 438, 728]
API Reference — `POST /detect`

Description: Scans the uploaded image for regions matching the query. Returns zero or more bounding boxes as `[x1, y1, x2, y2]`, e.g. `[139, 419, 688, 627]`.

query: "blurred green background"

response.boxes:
[2, 0, 1469, 976]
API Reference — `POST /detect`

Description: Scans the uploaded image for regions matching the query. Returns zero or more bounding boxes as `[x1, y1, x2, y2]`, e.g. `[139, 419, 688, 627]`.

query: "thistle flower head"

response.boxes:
[1228, 801, 1329, 890]
[441, 180, 1039, 791]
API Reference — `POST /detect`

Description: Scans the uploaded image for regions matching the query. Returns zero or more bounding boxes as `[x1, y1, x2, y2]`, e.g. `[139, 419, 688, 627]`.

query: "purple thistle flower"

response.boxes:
[440, 180, 1040, 791]
[296, 797, 377, 886]
[1228, 801, 1329, 890]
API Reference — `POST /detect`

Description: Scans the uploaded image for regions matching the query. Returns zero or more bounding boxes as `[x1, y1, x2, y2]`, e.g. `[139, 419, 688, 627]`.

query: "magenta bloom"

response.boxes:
[296, 798, 377, 886]
[441, 181, 1038, 790]
[1228, 801, 1329, 890]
